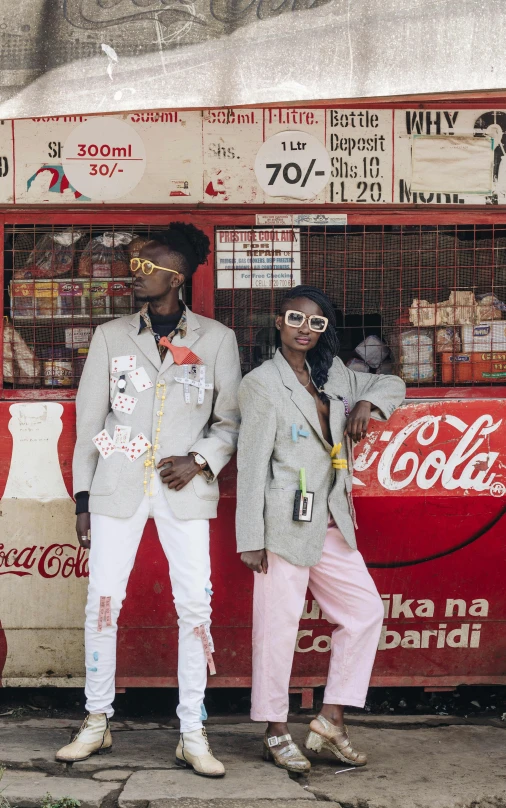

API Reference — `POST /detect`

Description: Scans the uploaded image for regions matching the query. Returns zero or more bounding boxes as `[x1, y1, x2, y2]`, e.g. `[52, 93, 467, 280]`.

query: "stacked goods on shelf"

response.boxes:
[13, 230, 85, 279]
[10, 278, 134, 318]
[399, 329, 434, 383]
[77, 232, 133, 277]
[442, 321, 506, 383]
[404, 290, 506, 384]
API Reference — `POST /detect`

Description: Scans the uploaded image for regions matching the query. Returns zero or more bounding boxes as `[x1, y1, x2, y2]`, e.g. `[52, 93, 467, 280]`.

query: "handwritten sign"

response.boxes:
[216, 228, 300, 289]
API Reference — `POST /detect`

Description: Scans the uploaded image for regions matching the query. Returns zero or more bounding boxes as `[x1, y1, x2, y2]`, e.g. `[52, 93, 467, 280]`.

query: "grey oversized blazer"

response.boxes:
[236, 350, 406, 567]
[73, 307, 242, 520]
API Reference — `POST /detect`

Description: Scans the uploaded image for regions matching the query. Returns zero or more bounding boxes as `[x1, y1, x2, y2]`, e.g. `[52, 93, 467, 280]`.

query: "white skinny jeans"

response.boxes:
[84, 484, 212, 732]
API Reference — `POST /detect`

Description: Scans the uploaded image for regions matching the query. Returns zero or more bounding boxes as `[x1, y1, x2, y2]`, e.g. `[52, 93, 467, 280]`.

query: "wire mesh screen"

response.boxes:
[2, 224, 192, 391]
[214, 224, 506, 388]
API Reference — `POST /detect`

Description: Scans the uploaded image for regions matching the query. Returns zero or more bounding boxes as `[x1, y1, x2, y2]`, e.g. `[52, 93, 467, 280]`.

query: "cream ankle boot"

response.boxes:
[56, 713, 112, 762]
[176, 728, 225, 777]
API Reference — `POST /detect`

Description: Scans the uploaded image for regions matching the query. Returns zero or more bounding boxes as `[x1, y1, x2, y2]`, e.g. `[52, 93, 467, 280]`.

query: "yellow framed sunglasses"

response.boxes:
[130, 258, 180, 276]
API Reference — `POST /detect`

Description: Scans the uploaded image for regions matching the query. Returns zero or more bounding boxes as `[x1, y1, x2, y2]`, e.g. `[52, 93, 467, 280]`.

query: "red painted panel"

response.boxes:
[1, 399, 503, 686]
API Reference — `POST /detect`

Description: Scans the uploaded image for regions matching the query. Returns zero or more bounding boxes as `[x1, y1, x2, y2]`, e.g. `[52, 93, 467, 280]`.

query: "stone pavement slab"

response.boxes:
[119, 765, 314, 806]
[1, 717, 505, 807]
[0, 726, 181, 772]
[0, 771, 118, 808]
[298, 724, 506, 808]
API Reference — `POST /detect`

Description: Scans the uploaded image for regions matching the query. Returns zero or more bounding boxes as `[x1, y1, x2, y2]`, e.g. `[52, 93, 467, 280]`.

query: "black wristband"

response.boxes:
[75, 491, 90, 515]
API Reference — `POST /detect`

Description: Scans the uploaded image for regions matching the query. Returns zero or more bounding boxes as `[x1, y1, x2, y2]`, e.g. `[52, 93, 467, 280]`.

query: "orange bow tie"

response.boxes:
[159, 337, 202, 366]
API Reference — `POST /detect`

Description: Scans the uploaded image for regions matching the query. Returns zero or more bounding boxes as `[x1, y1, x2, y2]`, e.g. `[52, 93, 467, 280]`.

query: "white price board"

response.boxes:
[216, 228, 300, 289]
[326, 109, 393, 203]
[254, 131, 331, 200]
[62, 118, 146, 200]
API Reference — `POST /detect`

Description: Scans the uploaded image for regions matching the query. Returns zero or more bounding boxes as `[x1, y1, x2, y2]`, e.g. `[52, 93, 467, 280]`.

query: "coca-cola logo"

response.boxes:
[355, 414, 503, 495]
[0, 543, 88, 579]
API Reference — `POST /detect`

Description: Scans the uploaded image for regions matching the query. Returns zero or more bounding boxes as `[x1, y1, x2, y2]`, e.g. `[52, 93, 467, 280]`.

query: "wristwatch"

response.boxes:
[191, 452, 208, 470]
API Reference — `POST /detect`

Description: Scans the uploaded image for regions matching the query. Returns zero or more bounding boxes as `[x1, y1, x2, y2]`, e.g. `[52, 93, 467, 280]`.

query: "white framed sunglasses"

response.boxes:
[284, 309, 328, 333]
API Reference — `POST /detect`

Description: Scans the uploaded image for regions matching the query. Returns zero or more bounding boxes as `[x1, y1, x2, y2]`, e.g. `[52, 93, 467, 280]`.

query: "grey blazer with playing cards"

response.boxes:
[73, 307, 242, 520]
[236, 349, 405, 567]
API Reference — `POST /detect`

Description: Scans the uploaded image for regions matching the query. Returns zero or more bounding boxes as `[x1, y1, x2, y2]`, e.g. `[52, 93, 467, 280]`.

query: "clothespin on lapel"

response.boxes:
[291, 424, 310, 442]
[331, 442, 348, 470]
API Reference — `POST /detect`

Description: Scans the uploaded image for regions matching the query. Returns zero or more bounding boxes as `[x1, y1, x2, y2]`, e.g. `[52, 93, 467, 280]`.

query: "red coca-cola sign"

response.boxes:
[353, 402, 506, 498]
[0, 543, 88, 579]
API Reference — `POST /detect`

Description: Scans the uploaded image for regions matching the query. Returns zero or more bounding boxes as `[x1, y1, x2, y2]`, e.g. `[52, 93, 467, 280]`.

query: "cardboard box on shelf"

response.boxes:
[441, 351, 506, 383]
[461, 321, 506, 353]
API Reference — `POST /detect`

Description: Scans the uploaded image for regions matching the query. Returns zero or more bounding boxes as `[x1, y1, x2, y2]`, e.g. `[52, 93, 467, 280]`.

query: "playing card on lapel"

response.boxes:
[92, 429, 115, 459]
[111, 355, 136, 373]
[110, 374, 119, 402]
[128, 366, 153, 393]
[127, 433, 151, 462]
[112, 392, 138, 413]
[113, 425, 131, 451]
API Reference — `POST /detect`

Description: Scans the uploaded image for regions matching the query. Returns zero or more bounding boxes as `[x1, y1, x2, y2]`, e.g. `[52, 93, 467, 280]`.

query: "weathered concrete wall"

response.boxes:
[0, 0, 505, 117]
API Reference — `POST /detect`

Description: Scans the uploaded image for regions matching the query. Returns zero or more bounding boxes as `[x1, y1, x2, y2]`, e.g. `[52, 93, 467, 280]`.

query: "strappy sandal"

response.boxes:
[305, 714, 367, 766]
[262, 732, 311, 774]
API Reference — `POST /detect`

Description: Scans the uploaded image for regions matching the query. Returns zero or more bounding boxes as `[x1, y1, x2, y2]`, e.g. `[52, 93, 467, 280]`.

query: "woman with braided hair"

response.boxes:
[236, 285, 405, 774]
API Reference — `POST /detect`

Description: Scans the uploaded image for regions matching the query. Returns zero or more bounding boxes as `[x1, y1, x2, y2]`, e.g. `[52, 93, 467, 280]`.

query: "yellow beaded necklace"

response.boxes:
[143, 380, 167, 497]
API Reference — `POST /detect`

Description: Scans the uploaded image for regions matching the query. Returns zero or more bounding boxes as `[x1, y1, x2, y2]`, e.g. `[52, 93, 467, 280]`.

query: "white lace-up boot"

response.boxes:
[56, 713, 112, 762]
[176, 727, 225, 777]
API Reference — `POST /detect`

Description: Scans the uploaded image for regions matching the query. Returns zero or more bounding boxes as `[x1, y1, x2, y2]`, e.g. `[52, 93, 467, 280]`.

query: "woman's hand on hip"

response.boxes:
[241, 550, 268, 574]
[76, 512, 91, 549]
[345, 400, 372, 443]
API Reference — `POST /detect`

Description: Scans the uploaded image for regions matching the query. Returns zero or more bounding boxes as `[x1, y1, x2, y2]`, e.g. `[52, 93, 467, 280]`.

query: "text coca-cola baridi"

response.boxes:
[0, 543, 88, 579]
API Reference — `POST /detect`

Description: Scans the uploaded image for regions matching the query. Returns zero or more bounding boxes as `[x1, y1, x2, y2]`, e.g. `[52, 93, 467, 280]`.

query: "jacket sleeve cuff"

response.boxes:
[75, 491, 90, 515]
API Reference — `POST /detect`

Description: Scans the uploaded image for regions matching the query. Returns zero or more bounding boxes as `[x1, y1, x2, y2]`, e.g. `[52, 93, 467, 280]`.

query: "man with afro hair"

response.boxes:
[57, 223, 241, 777]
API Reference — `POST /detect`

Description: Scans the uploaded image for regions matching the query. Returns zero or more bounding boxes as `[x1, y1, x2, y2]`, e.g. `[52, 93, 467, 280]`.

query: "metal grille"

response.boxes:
[3, 223, 192, 391]
[214, 224, 506, 388]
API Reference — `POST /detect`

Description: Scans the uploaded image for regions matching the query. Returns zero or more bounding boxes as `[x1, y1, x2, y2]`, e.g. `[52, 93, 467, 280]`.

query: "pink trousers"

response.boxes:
[251, 520, 384, 722]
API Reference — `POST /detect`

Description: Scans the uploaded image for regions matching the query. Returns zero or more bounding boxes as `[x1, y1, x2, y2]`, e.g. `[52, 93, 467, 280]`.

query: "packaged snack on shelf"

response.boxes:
[436, 327, 462, 353]
[399, 329, 434, 382]
[58, 281, 84, 316]
[3, 321, 42, 386]
[65, 327, 93, 350]
[461, 321, 506, 353]
[14, 230, 84, 279]
[108, 280, 133, 315]
[476, 293, 505, 321]
[401, 363, 434, 383]
[10, 281, 35, 316]
[346, 358, 370, 373]
[128, 235, 149, 259]
[355, 335, 389, 368]
[35, 281, 58, 315]
[40, 347, 73, 388]
[84, 280, 109, 315]
[78, 232, 133, 278]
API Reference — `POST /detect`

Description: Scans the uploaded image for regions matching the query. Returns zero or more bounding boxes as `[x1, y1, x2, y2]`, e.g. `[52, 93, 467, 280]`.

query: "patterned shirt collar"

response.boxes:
[138, 303, 188, 359]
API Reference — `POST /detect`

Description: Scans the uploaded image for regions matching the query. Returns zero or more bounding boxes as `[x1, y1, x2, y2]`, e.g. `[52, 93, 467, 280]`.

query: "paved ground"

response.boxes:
[1, 715, 505, 808]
